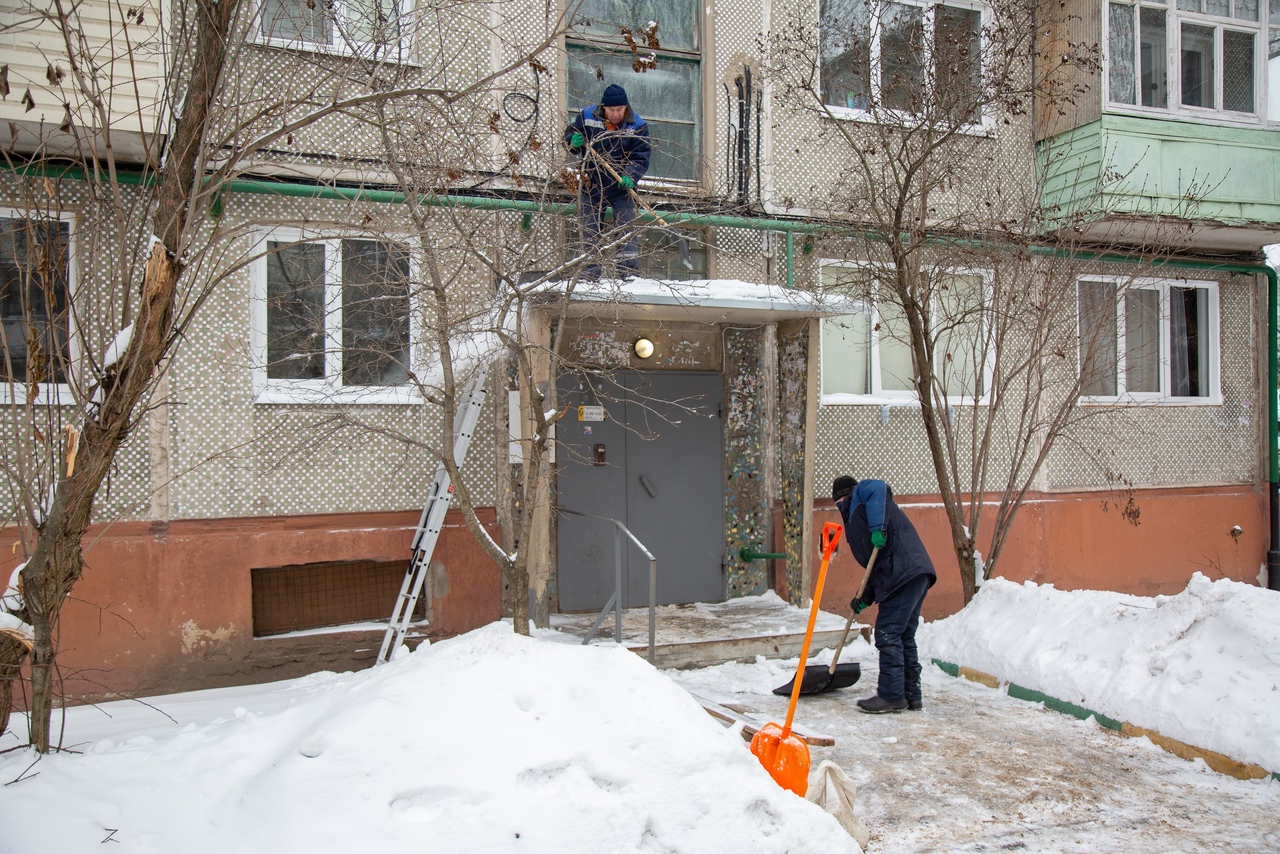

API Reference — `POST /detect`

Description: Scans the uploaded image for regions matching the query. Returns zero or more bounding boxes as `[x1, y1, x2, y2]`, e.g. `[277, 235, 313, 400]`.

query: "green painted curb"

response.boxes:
[1007, 683, 1124, 732]
[935, 659, 1122, 730]
[933, 658, 1279, 780]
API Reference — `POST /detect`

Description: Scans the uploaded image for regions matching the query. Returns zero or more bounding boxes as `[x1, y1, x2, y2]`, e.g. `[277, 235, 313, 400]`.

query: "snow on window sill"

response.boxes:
[254, 384, 422, 406]
[1102, 102, 1268, 130]
[0, 383, 74, 406]
[819, 103, 995, 137]
[1079, 394, 1225, 407]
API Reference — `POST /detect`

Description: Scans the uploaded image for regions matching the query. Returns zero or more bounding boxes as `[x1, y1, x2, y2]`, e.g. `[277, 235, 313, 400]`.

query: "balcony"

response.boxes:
[0, 0, 165, 162]
[1037, 114, 1280, 253]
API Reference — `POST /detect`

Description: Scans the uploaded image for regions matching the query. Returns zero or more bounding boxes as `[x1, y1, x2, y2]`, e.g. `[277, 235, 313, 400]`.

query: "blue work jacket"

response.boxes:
[837, 479, 937, 606]
[564, 105, 651, 200]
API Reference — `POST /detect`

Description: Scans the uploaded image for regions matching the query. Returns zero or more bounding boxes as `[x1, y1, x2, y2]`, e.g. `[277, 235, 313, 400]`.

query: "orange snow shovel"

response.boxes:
[750, 521, 843, 796]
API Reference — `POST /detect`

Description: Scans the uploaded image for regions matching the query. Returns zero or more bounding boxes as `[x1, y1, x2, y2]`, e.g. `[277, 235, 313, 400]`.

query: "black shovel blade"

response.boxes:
[772, 662, 862, 696]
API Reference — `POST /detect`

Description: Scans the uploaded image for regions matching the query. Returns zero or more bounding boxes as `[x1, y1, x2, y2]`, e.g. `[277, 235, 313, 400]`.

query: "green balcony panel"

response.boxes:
[1037, 115, 1280, 251]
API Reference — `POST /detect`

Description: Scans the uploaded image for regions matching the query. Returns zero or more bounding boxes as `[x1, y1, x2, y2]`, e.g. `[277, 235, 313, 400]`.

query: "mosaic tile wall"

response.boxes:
[757, 0, 1038, 224]
[778, 321, 811, 605]
[0, 176, 161, 526]
[723, 326, 772, 597]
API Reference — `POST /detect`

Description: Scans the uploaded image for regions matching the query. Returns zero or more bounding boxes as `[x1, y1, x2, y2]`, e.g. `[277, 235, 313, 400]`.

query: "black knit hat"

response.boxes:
[601, 84, 629, 107]
[832, 476, 857, 502]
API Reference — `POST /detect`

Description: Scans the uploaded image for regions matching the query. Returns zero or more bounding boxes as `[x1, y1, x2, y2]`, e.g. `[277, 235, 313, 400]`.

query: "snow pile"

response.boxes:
[0, 623, 855, 854]
[922, 574, 1280, 772]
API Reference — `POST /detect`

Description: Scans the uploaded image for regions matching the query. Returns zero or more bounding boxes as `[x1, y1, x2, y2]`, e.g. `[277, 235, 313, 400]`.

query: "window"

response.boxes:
[820, 264, 989, 402]
[1109, 0, 1269, 118]
[1077, 277, 1219, 402]
[820, 0, 984, 122]
[564, 226, 708, 279]
[566, 0, 701, 181]
[1, 213, 72, 400]
[259, 0, 403, 54]
[252, 232, 414, 403]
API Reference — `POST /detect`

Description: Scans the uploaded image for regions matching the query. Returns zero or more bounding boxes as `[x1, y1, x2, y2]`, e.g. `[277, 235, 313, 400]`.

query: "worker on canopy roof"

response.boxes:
[564, 83, 651, 279]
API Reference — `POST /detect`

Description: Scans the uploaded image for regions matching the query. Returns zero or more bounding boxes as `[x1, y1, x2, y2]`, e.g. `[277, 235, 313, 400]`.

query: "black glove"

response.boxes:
[852, 597, 870, 615]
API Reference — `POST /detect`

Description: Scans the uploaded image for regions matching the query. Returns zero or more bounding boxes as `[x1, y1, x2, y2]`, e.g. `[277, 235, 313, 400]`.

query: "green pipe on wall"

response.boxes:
[8, 162, 1278, 586]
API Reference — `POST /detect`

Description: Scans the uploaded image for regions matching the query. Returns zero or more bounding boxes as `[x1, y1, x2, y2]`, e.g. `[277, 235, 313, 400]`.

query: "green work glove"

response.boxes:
[569, 132, 585, 149]
[618, 176, 636, 190]
[871, 529, 887, 550]
[852, 599, 869, 615]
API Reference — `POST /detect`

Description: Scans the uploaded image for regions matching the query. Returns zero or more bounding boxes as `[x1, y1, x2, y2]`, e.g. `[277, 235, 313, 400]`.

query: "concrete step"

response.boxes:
[624, 626, 872, 669]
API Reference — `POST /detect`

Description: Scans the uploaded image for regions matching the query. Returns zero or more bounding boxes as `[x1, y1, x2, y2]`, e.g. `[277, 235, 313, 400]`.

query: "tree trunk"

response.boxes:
[17, 0, 240, 750]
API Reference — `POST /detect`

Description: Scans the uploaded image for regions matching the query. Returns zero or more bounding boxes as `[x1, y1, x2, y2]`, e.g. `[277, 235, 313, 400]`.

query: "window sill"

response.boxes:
[1079, 395, 1225, 406]
[255, 384, 422, 405]
[820, 395, 990, 413]
[1103, 103, 1268, 130]
[819, 103, 994, 136]
[0, 384, 74, 406]
[255, 36, 417, 66]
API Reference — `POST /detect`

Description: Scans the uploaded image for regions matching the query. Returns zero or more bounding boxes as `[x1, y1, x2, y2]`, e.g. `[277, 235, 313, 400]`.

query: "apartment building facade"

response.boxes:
[1, 0, 1277, 703]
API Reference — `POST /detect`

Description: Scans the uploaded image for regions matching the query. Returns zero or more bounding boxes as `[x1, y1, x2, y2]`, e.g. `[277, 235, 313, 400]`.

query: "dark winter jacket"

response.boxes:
[564, 105, 651, 200]
[837, 480, 936, 606]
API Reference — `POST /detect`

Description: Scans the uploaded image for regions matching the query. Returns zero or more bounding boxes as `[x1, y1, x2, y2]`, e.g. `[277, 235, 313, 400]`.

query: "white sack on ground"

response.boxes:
[807, 759, 870, 850]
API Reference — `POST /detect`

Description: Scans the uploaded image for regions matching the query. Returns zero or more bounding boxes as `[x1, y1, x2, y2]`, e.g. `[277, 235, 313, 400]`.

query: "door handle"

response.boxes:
[639, 475, 656, 498]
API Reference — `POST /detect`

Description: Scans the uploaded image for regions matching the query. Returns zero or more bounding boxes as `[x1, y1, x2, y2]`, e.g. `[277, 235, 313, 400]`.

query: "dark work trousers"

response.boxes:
[873, 574, 931, 703]
[581, 188, 638, 278]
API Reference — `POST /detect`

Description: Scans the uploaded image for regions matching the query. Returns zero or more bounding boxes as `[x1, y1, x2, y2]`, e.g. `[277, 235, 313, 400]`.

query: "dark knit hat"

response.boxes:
[601, 84, 629, 107]
[832, 476, 857, 502]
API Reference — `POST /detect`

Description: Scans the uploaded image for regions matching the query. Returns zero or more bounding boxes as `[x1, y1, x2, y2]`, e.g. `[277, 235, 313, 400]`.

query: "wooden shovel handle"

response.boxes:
[827, 546, 879, 676]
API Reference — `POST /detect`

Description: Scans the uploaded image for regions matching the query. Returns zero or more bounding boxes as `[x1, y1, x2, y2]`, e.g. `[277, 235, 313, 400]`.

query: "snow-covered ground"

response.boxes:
[924, 573, 1280, 772]
[2, 575, 1278, 852]
[0, 623, 855, 854]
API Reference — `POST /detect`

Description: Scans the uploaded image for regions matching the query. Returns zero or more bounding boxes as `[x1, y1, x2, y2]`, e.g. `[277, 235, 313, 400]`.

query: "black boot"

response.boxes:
[857, 695, 908, 714]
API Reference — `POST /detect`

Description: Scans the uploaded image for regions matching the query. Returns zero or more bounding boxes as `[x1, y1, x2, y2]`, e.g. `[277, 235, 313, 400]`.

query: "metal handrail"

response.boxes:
[558, 507, 657, 663]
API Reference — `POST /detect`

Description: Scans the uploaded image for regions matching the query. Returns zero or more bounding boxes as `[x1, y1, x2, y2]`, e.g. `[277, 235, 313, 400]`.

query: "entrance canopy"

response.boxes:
[546, 277, 854, 323]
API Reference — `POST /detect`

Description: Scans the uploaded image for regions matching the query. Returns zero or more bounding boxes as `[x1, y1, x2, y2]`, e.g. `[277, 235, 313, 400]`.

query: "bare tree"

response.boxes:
[0, 0, 573, 750]
[761, 0, 1197, 602]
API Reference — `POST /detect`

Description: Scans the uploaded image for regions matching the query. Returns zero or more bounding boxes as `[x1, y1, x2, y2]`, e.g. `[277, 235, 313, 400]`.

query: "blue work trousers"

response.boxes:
[581, 189, 638, 277]
[873, 574, 930, 703]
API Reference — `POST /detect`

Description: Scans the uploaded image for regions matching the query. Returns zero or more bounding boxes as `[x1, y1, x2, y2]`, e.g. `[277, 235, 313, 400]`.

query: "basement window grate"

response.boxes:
[250, 559, 421, 637]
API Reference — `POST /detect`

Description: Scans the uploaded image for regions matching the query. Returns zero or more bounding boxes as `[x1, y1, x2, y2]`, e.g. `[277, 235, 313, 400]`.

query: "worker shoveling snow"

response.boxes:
[0, 622, 860, 854]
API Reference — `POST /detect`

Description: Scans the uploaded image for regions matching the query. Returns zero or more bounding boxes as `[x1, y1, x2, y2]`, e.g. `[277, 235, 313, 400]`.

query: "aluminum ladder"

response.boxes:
[376, 365, 489, 664]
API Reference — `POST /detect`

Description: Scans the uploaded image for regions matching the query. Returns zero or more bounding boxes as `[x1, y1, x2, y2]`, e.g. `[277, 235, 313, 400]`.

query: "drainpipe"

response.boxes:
[12, 163, 1279, 587]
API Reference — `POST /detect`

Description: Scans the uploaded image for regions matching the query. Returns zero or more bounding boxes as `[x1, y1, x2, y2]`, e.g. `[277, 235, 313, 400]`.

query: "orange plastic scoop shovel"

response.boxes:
[750, 521, 843, 796]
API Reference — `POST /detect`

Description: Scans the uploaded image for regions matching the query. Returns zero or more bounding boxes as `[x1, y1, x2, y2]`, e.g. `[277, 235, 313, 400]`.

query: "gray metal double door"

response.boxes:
[556, 371, 724, 612]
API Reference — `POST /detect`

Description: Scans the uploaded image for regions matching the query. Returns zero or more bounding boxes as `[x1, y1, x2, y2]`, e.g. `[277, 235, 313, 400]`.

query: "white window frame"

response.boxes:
[250, 229, 420, 405]
[819, 260, 994, 406]
[255, 0, 411, 60]
[1105, 0, 1271, 124]
[1077, 275, 1222, 405]
[0, 208, 78, 406]
[818, 0, 993, 131]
